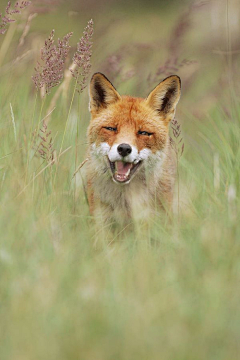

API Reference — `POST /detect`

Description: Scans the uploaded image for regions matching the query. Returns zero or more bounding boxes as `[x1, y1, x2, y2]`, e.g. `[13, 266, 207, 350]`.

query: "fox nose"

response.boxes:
[117, 143, 132, 157]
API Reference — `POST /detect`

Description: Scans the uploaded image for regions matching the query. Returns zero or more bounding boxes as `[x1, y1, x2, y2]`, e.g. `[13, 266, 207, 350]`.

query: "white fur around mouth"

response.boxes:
[108, 159, 142, 184]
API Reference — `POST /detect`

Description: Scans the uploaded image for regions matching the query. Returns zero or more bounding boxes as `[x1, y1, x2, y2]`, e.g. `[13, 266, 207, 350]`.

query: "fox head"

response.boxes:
[88, 72, 181, 184]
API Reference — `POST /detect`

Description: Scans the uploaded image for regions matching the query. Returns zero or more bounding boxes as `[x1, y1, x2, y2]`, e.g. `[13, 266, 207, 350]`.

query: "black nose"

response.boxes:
[117, 143, 132, 157]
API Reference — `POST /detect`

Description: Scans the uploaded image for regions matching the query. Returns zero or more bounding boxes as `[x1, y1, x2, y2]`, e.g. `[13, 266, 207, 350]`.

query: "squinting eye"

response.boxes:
[138, 130, 153, 136]
[103, 126, 117, 132]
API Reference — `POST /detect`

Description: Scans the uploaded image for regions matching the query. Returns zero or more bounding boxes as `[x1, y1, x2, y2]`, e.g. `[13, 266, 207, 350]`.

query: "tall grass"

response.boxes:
[0, 1, 240, 359]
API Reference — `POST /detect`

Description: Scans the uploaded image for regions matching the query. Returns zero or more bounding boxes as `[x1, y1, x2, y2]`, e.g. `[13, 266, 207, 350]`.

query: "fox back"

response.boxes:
[86, 73, 181, 228]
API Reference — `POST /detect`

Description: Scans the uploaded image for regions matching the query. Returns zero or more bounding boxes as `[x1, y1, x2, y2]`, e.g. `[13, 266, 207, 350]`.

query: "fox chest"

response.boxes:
[94, 178, 153, 225]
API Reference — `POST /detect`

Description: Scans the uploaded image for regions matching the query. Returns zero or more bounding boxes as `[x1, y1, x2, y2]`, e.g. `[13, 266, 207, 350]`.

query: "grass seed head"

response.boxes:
[170, 118, 184, 159]
[33, 121, 55, 164]
[32, 30, 73, 95]
[71, 19, 94, 94]
[0, 1, 31, 34]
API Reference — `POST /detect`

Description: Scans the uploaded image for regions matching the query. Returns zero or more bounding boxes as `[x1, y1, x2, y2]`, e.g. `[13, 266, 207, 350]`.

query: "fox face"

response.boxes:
[88, 73, 181, 185]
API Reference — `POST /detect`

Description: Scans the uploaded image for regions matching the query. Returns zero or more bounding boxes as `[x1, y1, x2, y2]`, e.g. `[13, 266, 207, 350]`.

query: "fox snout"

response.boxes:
[117, 143, 132, 157]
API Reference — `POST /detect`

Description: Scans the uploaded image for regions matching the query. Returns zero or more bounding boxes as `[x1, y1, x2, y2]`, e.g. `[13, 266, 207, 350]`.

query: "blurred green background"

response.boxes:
[0, 0, 240, 359]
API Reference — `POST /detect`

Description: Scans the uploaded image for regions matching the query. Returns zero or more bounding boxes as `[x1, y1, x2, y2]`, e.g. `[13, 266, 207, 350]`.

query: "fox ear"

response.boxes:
[145, 75, 181, 122]
[89, 73, 121, 114]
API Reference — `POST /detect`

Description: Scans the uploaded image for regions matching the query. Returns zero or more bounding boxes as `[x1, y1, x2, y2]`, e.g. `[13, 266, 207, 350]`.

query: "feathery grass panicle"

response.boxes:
[0, 1, 31, 34]
[71, 19, 94, 93]
[148, 58, 198, 85]
[29, 0, 62, 14]
[101, 51, 135, 84]
[32, 30, 73, 95]
[170, 118, 184, 159]
[170, 118, 184, 220]
[148, 2, 206, 86]
[33, 121, 55, 164]
[169, 0, 207, 57]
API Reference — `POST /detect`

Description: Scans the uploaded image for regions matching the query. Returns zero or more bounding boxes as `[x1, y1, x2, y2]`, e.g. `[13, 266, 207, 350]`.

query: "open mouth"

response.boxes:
[108, 159, 142, 183]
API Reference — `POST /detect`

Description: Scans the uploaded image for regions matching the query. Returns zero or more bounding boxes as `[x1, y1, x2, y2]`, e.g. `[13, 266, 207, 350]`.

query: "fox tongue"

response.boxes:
[115, 161, 133, 176]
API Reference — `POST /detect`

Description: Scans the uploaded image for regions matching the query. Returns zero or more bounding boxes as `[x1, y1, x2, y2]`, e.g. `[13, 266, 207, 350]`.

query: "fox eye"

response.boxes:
[138, 130, 153, 136]
[103, 126, 117, 132]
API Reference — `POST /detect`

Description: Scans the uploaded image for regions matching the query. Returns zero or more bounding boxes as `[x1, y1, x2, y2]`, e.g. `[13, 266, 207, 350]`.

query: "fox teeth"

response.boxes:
[115, 169, 131, 178]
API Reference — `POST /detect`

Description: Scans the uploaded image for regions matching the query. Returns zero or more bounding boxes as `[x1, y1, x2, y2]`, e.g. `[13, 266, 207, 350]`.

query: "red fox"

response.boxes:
[86, 73, 181, 230]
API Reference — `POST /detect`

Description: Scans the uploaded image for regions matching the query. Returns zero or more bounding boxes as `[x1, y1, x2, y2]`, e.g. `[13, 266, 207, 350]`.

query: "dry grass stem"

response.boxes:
[72, 157, 89, 179]
[18, 12, 37, 48]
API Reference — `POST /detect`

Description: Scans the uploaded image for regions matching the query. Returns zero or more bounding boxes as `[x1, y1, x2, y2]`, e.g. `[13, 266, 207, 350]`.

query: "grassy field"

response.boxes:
[0, 0, 240, 359]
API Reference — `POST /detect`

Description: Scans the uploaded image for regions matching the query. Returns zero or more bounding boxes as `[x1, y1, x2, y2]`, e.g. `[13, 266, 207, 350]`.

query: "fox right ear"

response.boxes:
[145, 75, 181, 123]
[89, 73, 121, 114]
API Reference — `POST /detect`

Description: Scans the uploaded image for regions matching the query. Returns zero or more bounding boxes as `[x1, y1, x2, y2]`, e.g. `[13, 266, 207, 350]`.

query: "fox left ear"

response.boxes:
[145, 75, 181, 122]
[89, 72, 121, 115]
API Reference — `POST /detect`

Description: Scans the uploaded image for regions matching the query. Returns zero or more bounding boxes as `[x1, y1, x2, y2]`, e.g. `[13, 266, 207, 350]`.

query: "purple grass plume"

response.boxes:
[148, 57, 198, 86]
[170, 118, 184, 160]
[32, 30, 73, 95]
[33, 121, 55, 164]
[0, 1, 31, 35]
[148, 1, 206, 87]
[29, 0, 62, 14]
[71, 19, 94, 94]
[170, 117, 184, 220]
